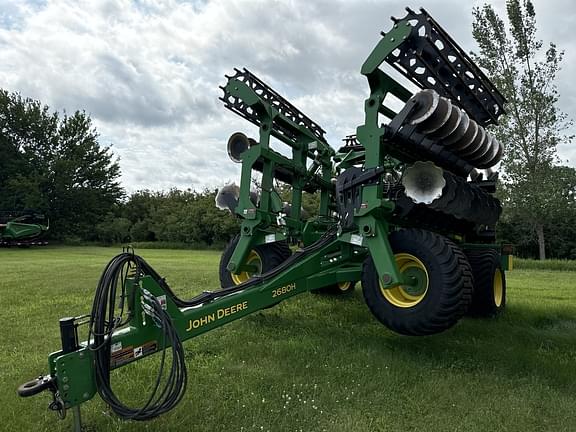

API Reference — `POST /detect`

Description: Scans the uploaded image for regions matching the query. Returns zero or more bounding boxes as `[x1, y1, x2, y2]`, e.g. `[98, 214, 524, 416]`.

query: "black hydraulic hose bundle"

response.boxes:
[151, 226, 339, 309]
[88, 253, 187, 420]
[87, 230, 338, 419]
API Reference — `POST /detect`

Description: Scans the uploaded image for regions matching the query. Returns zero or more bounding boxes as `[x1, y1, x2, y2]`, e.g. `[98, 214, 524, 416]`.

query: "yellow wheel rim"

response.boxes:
[231, 250, 262, 285]
[380, 253, 429, 308]
[493, 268, 503, 307]
[338, 281, 352, 292]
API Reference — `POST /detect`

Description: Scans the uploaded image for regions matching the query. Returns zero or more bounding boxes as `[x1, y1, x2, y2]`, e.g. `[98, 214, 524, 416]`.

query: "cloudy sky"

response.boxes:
[1, 0, 575, 192]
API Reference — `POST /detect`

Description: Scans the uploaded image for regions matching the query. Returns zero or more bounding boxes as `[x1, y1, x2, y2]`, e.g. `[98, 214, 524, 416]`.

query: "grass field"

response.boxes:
[1, 246, 576, 432]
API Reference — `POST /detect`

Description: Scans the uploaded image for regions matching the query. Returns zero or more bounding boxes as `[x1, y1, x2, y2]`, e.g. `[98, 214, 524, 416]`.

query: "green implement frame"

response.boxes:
[18, 7, 511, 431]
[0, 211, 49, 246]
[220, 68, 337, 273]
[45, 241, 362, 410]
[220, 66, 407, 288]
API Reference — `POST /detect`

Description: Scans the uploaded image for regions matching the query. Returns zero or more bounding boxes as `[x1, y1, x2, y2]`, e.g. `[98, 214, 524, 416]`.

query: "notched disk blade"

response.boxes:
[429, 173, 457, 209]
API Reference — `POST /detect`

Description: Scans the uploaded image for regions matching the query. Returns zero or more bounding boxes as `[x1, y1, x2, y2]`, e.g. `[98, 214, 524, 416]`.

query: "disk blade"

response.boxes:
[215, 184, 240, 212]
[477, 136, 503, 168]
[473, 133, 499, 168]
[419, 97, 452, 134]
[459, 124, 485, 157]
[408, 89, 439, 125]
[451, 117, 478, 152]
[429, 172, 457, 209]
[401, 161, 446, 205]
[443, 109, 468, 146]
[429, 103, 461, 140]
[446, 178, 472, 220]
[467, 129, 493, 163]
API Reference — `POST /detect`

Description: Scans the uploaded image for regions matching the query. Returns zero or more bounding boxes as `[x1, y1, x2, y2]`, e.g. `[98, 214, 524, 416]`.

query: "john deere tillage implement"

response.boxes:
[19, 8, 512, 430]
[0, 211, 48, 247]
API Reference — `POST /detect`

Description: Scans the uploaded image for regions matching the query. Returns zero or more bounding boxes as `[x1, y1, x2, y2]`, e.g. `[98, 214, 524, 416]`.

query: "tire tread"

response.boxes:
[362, 229, 473, 336]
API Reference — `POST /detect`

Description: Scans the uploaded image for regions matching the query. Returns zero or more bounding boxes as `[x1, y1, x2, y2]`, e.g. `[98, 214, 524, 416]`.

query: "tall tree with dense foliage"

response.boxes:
[472, 0, 573, 259]
[0, 90, 124, 238]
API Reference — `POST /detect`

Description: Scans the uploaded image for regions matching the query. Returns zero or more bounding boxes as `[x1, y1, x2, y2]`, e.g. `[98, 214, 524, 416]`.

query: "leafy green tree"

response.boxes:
[96, 216, 132, 244]
[192, 189, 241, 245]
[275, 182, 321, 218]
[0, 90, 124, 238]
[0, 90, 58, 211]
[472, 0, 573, 259]
[108, 189, 239, 246]
[498, 165, 576, 258]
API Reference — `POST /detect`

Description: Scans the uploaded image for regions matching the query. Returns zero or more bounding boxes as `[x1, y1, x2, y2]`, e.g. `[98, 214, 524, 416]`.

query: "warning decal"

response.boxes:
[110, 340, 158, 368]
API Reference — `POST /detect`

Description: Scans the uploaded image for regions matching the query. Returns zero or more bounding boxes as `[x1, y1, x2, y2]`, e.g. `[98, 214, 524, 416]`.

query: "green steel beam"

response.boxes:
[361, 21, 413, 76]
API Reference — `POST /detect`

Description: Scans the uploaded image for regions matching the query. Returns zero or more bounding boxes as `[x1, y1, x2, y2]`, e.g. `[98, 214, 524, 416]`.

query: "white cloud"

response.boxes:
[0, 0, 575, 192]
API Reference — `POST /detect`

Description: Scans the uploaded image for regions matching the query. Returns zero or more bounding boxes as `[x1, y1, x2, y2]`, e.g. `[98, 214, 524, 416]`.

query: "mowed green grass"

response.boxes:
[1, 247, 576, 432]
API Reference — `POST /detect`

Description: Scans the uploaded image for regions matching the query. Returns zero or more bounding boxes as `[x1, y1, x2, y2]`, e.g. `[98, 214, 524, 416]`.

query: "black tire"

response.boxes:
[219, 235, 291, 288]
[362, 229, 473, 336]
[465, 249, 506, 317]
[313, 281, 357, 296]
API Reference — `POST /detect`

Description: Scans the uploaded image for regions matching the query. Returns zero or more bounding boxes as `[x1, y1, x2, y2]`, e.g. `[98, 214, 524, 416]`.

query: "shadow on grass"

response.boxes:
[235, 293, 576, 396]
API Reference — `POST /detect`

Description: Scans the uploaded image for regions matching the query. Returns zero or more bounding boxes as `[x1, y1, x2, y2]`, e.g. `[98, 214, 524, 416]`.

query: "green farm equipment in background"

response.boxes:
[19, 8, 512, 431]
[0, 211, 48, 246]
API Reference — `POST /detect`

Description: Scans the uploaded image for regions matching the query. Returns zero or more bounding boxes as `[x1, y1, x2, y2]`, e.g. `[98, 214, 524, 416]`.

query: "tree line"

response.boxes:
[0, 90, 239, 247]
[1, 86, 575, 257]
[95, 189, 239, 247]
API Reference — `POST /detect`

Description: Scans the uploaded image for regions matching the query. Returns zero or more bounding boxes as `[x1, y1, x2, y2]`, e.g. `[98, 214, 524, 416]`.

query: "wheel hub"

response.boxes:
[231, 250, 262, 285]
[493, 268, 503, 307]
[380, 253, 429, 308]
[401, 267, 428, 297]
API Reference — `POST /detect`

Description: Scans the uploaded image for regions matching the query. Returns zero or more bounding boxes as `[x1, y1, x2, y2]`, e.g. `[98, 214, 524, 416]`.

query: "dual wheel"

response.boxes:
[465, 248, 506, 317]
[362, 229, 506, 336]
